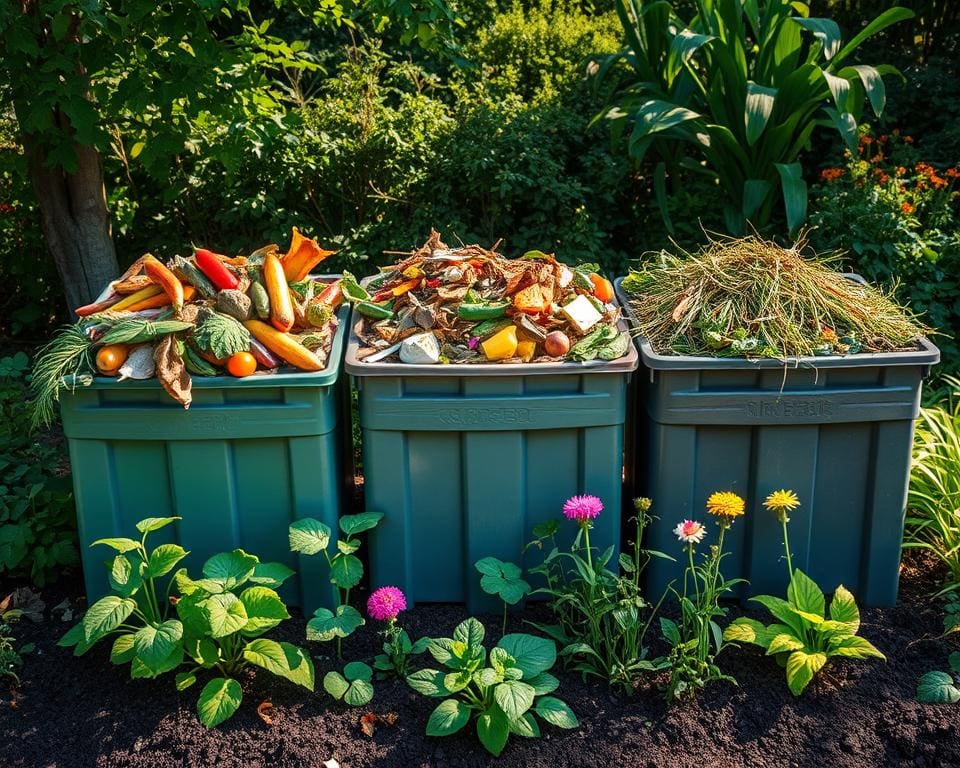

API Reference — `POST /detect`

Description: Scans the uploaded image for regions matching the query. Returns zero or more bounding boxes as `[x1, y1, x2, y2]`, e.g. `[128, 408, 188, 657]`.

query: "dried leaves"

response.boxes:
[154, 337, 192, 409]
[359, 711, 398, 737]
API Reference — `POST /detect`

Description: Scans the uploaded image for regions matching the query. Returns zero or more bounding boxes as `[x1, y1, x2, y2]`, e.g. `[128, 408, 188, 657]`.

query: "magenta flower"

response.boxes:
[563, 495, 604, 522]
[367, 586, 407, 621]
[673, 519, 706, 545]
[468, 336, 480, 350]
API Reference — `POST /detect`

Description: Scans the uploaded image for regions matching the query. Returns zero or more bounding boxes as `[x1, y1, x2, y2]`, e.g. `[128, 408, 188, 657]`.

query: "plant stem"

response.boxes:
[502, 602, 507, 637]
[781, 518, 794, 578]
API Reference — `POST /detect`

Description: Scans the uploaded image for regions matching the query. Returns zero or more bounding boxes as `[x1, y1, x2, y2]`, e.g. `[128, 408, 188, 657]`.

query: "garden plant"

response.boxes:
[368, 586, 429, 679]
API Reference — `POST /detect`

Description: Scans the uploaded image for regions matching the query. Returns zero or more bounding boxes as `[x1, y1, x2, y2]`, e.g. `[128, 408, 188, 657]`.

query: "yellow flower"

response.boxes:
[706, 491, 745, 519]
[764, 489, 800, 522]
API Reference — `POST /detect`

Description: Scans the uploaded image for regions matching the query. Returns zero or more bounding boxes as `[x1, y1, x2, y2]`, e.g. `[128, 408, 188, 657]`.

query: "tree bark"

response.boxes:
[23, 131, 119, 314]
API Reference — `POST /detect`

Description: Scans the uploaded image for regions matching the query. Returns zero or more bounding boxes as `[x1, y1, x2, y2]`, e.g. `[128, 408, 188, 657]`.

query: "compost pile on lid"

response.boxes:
[351, 231, 629, 365]
[620, 234, 930, 359]
[31, 229, 342, 427]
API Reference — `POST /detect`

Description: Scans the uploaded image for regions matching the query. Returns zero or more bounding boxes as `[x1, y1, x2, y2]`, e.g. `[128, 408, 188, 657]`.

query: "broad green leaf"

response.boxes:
[509, 711, 541, 738]
[131, 644, 183, 678]
[828, 635, 885, 660]
[338, 511, 384, 536]
[744, 81, 776, 145]
[186, 637, 219, 667]
[475, 667, 503, 688]
[177, 592, 212, 637]
[480, 573, 531, 605]
[426, 699, 471, 736]
[243, 638, 315, 690]
[489, 647, 515, 674]
[344, 679, 374, 706]
[823, 71, 852, 113]
[143, 544, 188, 580]
[723, 617, 770, 647]
[324, 671, 350, 699]
[494, 680, 536, 720]
[525, 672, 560, 695]
[83, 596, 137, 643]
[329, 554, 363, 589]
[58, 622, 85, 648]
[660, 617, 681, 645]
[175, 671, 197, 691]
[108, 554, 142, 597]
[793, 17, 841, 59]
[204, 593, 248, 638]
[742, 179, 771, 220]
[824, 107, 858, 152]
[136, 517, 181, 534]
[248, 561, 295, 588]
[766, 633, 805, 655]
[239, 586, 289, 634]
[289, 518, 331, 555]
[110, 633, 136, 665]
[917, 671, 960, 704]
[445, 670, 473, 692]
[750, 594, 804, 636]
[201, 550, 258, 590]
[306, 604, 364, 642]
[344, 661, 373, 682]
[785, 650, 827, 696]
[774, 163, 808, 232]
[475, 557, 521, 579]
[134, 620, 184, 670]
[454, 618, 485, 649]
[476, 706, 510, 756]
[829, 585, 860, 632]
[406, 668, 452, 698]
[497, 634, 556, 678]
[337, 539, 360, 555]
[788, 569, 825, 617]
[91, 537, 140, 553]
[197, 677, 242, 728]
[534, 696, 579, 728]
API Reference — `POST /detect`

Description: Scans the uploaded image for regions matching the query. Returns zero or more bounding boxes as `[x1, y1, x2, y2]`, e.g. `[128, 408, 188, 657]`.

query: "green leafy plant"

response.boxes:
[595, 0, 913, 232]
[918, 652, 960, 703]
[904, 378, 960, 593]
[58, 516, 313, 727]
[0, 352, 77, 585]
[724, 491, 885, 695]
[289, 512, 383, 656]
[662, 493, 746, 702]
[0, 590, 37, 686]
[406, 618, 577, 757]
[526, 497, 669, 694]
[324, 661, 375, 706]
[475, 557, 531, 636]
[366, 586, 428, 680]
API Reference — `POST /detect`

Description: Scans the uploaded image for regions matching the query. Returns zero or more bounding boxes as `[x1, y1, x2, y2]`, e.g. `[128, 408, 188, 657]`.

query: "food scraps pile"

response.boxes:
[350, 231, 630, 366]
[620, 234, 929, 359]
[31, 229, 342, 426]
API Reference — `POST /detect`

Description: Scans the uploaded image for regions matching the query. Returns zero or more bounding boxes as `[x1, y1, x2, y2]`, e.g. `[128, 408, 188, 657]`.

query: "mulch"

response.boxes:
[1, 553, 958, 768]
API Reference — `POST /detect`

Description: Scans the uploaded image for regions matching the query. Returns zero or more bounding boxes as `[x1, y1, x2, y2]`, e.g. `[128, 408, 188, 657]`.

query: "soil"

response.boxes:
[2, 554, 959, 768]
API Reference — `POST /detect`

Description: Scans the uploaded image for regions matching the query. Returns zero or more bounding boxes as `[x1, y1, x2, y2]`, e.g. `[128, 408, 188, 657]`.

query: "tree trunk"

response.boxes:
[23, 132, 119, 314]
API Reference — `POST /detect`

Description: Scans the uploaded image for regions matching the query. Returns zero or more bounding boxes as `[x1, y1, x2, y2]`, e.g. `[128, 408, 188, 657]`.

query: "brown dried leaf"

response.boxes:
[154, 336, 192, 409]
[114, 275, 154, 294]
[360, 712, 377, 737]
[672, 294, 693, 323]
[257, 700, 274, 726]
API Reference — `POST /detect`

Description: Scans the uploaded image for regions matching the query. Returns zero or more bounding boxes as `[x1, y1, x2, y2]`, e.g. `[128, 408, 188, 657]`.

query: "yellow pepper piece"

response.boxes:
[402, 265, 424, 279]
[482, 325, 519, 361]
[516, 340, 537, 362]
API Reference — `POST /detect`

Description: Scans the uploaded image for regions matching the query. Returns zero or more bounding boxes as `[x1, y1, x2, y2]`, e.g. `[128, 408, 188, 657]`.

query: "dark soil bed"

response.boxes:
[2, 555, 959, 768]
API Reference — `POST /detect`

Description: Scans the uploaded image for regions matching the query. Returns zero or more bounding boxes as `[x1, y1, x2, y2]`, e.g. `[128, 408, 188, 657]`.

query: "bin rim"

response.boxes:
[613, 276, 941, 372]
[63, 291, 349, 391]
[345, 276, 639, 378]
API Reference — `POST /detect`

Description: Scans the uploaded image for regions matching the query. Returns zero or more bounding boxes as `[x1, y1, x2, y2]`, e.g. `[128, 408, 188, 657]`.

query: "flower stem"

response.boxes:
[781, 518, 794, 578]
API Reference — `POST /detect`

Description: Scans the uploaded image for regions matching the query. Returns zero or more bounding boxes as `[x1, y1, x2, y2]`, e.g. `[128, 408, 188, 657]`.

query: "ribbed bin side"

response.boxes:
[360, 373, 627, 613]
[63, 380, 345, 614]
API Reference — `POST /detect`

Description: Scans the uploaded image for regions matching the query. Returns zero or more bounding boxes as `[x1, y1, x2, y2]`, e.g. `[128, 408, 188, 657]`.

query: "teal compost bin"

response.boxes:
[59, 306, 351, 614]
[615, 278, 940, 606]
[347, 314, 639, 613]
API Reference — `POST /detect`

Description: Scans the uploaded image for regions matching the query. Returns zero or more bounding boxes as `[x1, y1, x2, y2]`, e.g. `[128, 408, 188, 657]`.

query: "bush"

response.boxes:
[808, 125, 960, 371]
[0, 352, 77, 586]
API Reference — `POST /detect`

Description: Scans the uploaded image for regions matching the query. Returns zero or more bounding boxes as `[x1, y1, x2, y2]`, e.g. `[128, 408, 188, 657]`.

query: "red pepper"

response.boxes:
[194, 248, 239, 291]
[316, 281, 343, 309]
[426, 278, 441, 289]
[371, 288, 394, 303]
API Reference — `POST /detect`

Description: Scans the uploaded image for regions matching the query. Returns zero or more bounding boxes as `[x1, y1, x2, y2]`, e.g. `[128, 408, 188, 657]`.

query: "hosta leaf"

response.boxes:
[406, 668, 452, 698]
[197, 677, 242, 728]
[497, 634, 556, 678]
[239, 586, 289, 635]
[785, 650, 828, 696]
[723, 617, 770, 647]
[494, 680, 536, 720]
[134, 620, 184, 670]
[289, 518, 331, 555]
[143, 544, 188, 580]
[204, 593, 248, 638]
[454, 618, 485, 649]
[509, 711, 541, 738]
[202, 550, 258, 590]
[829, 585, 860, 632]
[917, 671, 960, 704]
[476, 706, 510, 756]
[788, 569, 825, 617]
[83, 596, 137, 643]
[793, 17, 842, 59]
[248, 561, 295, 589]
[766, 633, 805, 655]
[534, 696, 579, 728]
[243, 638, 315, 690]
[525, 672, 560, 695]
[426, 699, 471, 736]
[828, 635, 885, 660]
[744, 81, 777, 146]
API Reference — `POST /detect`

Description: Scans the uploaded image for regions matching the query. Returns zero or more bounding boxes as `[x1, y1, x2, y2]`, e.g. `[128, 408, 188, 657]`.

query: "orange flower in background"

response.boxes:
[821, 167, 844, 182]
[871, 151, 885, 163]
[873, 169, 890, 184]
[901, 202, 915, 215]
[860, 136, 874, 146]
[896, 166, 907, 177]
[946, 167, 960, 179]
[904, 135, 914, 143]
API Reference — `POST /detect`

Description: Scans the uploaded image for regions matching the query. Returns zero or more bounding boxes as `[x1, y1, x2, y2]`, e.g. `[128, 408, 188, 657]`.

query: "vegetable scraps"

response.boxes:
[620, 233, 930, 359]
[30, 229, 339, 427]
[353, 231, 629, 365]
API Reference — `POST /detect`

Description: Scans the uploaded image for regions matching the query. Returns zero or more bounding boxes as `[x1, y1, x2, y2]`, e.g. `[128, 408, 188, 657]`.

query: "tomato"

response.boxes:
[96, 344, 129, 376]
[227, 351, 257, 378]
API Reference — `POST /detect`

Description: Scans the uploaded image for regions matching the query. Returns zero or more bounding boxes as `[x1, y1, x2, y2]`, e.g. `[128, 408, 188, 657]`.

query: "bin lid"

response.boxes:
[65, 298, 350, 391]
[614, 276, 941, 371]
[346, 277, 639, 378]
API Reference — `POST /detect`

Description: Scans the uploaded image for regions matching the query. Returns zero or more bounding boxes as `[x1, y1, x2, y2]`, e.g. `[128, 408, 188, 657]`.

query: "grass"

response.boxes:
[620, 233, 929, 359]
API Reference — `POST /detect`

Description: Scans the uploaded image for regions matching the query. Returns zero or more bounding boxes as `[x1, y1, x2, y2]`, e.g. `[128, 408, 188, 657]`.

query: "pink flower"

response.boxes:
[468, 337, 480, 350]
[367, 586, 407, 621]
[673, 519, 706, 545]
[563, 495, 604, 522]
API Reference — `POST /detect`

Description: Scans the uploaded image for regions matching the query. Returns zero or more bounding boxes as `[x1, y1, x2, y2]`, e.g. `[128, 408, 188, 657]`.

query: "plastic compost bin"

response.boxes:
[614, 277, 939, 606]
[346, 303, 639, 613]
[59, 302, 352, 614]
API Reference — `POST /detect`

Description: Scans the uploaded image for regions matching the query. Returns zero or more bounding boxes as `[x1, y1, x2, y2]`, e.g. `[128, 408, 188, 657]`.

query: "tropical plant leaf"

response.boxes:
[197, 677, 243, 728]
